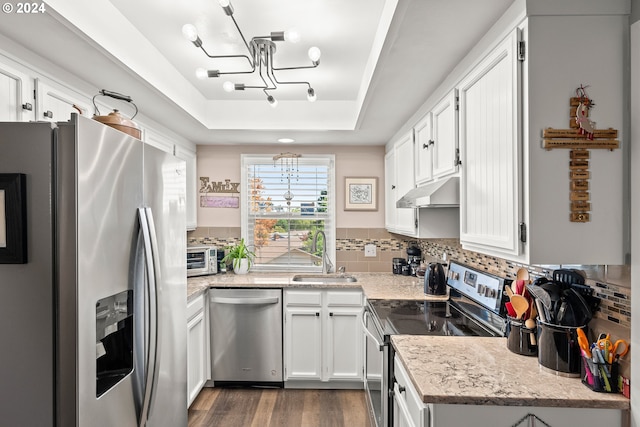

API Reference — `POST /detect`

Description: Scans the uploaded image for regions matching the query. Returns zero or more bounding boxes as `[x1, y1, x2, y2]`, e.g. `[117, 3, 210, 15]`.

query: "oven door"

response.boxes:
[362, 305, 388, 427]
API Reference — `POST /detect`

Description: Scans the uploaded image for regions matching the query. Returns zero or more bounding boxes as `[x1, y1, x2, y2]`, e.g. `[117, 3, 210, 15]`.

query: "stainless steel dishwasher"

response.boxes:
[209, 288, 283, 386]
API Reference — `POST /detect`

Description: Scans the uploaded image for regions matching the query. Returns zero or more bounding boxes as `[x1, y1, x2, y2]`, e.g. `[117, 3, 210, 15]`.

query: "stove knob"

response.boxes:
[477, 284, 485, 294]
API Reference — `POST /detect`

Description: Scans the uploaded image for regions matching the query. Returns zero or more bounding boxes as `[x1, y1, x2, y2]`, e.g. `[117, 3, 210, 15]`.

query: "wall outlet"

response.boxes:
[364, 243, 377, 257]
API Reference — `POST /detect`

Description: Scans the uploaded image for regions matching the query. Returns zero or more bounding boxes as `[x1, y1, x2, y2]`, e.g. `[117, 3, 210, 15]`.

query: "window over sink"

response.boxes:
[241, 154, 335, 272]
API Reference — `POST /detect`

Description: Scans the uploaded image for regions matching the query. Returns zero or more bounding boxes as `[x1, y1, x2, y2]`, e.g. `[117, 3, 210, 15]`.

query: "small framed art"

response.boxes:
[344, 177, 378, 211]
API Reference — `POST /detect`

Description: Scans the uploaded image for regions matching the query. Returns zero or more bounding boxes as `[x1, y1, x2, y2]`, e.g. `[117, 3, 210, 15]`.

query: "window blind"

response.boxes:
[242, 155, 335, 271]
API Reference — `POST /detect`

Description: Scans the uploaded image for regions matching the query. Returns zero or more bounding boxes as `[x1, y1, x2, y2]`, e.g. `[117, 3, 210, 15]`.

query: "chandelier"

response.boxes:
[182, 0, 321, 107]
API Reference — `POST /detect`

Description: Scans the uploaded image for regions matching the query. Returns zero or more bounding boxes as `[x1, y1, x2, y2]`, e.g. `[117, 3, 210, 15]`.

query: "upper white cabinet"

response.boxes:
[415, 90, 459, 185]
[457, 6, 626, 265]
[0, 58, 34, 122]
[458, 29, 521, 258]
[431, 90, 459, 179]
[385, 131, 417, 236]
[175, 145, 198, 231]
[35, 78, 92, 123]
[414, 114, 433, 184]
[145, 128, 198, 231]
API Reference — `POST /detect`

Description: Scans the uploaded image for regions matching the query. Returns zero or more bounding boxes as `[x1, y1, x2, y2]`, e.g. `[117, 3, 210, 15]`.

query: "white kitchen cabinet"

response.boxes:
[427, 404, 621, 427]
[35, 78, 92, 123]
[431, 90, 458, 179]
[385, 131, 417, 236]
[413, 114, 433, 184]
[414, 90, 458, 185]
[284, 289, 363, 387]
[284, 303, 323, 381]
[187, 291, 209, 407]
[144, 128, 198, 231]
[392, 356, 426, 427]
[392, 355, 623, 427]
[175, 145, 198, 231]
[456, 6, 626, 264]
[458, 29, 522, 258]
[0, 57, 35, 122]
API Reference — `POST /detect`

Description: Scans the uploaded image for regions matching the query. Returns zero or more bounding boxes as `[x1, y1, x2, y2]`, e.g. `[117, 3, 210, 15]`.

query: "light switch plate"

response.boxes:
[364, 243, 377, 257]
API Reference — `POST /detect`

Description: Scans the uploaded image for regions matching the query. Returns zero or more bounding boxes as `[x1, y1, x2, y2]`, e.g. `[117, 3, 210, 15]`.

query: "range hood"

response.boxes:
[396, 176, 459, 208]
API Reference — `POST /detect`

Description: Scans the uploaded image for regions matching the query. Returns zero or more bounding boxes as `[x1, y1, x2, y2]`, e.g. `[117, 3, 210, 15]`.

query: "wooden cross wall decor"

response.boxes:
[542, 85, 619, 223]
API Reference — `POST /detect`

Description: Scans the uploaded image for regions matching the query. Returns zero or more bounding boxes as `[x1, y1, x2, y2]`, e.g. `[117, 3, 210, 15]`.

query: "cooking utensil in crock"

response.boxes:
[510, 294, 529, 319]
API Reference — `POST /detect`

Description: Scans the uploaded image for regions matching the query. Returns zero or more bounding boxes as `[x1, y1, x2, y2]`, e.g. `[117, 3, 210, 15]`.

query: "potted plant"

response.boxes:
[222, 238, 255, 274]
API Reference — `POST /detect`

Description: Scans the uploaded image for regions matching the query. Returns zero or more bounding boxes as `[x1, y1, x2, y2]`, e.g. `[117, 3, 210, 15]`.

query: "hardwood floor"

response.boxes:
[188, 387, 370, 427]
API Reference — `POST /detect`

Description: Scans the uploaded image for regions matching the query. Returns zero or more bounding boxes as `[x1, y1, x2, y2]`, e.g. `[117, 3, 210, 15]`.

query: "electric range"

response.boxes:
[362, 260, 511, 427]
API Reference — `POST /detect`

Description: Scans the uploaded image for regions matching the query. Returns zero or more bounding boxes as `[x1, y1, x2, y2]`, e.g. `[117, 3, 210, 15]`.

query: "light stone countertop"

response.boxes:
[391, 335, 630, 410]
[187, 272, 447, 301]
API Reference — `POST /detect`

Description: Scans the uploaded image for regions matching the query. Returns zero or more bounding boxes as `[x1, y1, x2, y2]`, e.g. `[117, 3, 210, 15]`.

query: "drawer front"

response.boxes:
[285, 289, 323, 306]
[326, 290, 362, 307]
[187, 292, 205, 321]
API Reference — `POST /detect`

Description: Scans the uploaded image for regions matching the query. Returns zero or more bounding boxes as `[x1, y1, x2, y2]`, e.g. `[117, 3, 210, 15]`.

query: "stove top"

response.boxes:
[367, 299, 502, 337]
[367, 260, 510, 338]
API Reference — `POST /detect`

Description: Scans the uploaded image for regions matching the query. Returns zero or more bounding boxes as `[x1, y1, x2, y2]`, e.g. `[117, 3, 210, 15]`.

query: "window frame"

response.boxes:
[240, 154, 336, 273]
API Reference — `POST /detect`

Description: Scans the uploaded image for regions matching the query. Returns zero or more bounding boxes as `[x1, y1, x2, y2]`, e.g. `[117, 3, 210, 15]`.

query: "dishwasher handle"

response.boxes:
[211, 296, 280, 305]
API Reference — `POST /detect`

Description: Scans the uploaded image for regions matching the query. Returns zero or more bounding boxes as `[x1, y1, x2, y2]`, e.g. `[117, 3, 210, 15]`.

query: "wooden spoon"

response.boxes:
[509, 294, 529, 320]
[525, 318, 537, 346]
[504, 284, 514, 299]
[516, 268, 530, 284]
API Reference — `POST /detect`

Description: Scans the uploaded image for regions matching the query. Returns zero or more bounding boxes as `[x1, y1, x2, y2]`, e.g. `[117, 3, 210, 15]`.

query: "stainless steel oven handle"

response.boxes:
[362, 308, 384, 351]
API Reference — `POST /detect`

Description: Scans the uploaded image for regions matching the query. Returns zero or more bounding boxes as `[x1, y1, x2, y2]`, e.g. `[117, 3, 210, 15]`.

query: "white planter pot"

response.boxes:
[233, 258, 250, 275]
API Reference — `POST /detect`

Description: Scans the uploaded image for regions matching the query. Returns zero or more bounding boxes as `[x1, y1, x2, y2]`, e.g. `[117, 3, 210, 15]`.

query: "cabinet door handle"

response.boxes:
[398, 385, 406, 393]
[315, 312, 320, 317]
[22, 103, 33, 111]
[391, 185, 396, 190]
[423, 140, 434, 149]
[329, 312, 333, 317]
[429, 139, 435, 146]
[43, 110, 53, 119]
[422, 143, 429, 149]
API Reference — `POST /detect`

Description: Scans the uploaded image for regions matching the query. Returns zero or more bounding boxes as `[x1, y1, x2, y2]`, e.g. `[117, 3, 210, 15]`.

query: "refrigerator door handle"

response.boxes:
[137, 207, 161, 427]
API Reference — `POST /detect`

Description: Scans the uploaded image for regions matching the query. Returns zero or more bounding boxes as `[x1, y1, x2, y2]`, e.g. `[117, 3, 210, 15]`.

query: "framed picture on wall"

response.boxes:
[344, 177, 378, 211]
[0, 174, 27, 264]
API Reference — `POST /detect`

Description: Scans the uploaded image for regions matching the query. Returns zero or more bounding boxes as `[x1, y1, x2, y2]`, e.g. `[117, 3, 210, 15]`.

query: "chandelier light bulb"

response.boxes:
[195, 68, 208, 80]
[307, 88, 317, 102]
[223, 81, 235, 92]
[284, 28, 301, 43]
[181, 24, 198, 42]
[308, 46, 321, 62]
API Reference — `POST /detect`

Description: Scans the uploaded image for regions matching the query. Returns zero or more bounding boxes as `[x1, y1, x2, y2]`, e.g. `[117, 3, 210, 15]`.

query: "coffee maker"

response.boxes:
[406, 246, 421, 276]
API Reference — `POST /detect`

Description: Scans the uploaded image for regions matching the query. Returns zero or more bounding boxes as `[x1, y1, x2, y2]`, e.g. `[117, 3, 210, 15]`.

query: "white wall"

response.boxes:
[196, 144, 386, 228]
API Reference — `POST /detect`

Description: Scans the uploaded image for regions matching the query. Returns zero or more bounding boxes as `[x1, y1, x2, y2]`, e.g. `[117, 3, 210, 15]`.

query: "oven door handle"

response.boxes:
[362, 309, 385, 351]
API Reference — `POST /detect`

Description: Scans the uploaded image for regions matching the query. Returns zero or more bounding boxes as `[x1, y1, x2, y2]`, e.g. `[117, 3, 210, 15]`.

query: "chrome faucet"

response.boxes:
[312, 230, 333, 274]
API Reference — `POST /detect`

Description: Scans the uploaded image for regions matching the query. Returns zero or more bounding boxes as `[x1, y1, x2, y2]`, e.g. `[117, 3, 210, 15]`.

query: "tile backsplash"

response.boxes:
[188, 227, 631, 328]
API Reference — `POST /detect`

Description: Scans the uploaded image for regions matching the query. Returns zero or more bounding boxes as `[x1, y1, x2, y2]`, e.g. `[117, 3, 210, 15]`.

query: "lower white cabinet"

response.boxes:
[392, 355, 624, 427]
[187, 291, 209, 407]
[393, 356, 426, 427]
[284, 289, 363, 386]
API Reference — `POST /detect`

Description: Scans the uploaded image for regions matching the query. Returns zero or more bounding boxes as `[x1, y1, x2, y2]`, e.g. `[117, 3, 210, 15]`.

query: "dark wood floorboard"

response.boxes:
[188, 388, 369, 427]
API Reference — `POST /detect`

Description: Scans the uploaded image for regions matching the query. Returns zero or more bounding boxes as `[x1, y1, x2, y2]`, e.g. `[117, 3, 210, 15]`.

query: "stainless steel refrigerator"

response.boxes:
[0, 114, 187, 427]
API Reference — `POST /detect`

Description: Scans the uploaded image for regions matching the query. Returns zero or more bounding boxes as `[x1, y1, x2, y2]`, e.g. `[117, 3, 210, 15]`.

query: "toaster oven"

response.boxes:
[187, 245, 218, 277]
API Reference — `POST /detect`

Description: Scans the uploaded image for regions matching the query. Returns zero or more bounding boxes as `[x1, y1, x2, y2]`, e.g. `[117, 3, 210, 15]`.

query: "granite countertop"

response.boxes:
[391, 335, 630, 410]
[187, 272, 447, 301]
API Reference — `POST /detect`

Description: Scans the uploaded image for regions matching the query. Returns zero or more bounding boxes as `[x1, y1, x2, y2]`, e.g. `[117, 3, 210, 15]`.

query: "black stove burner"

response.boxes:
[368, 299, 500, 337]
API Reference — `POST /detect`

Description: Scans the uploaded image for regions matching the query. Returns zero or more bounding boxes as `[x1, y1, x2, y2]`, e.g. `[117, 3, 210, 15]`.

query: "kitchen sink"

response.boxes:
[291, 274, 358, 283]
